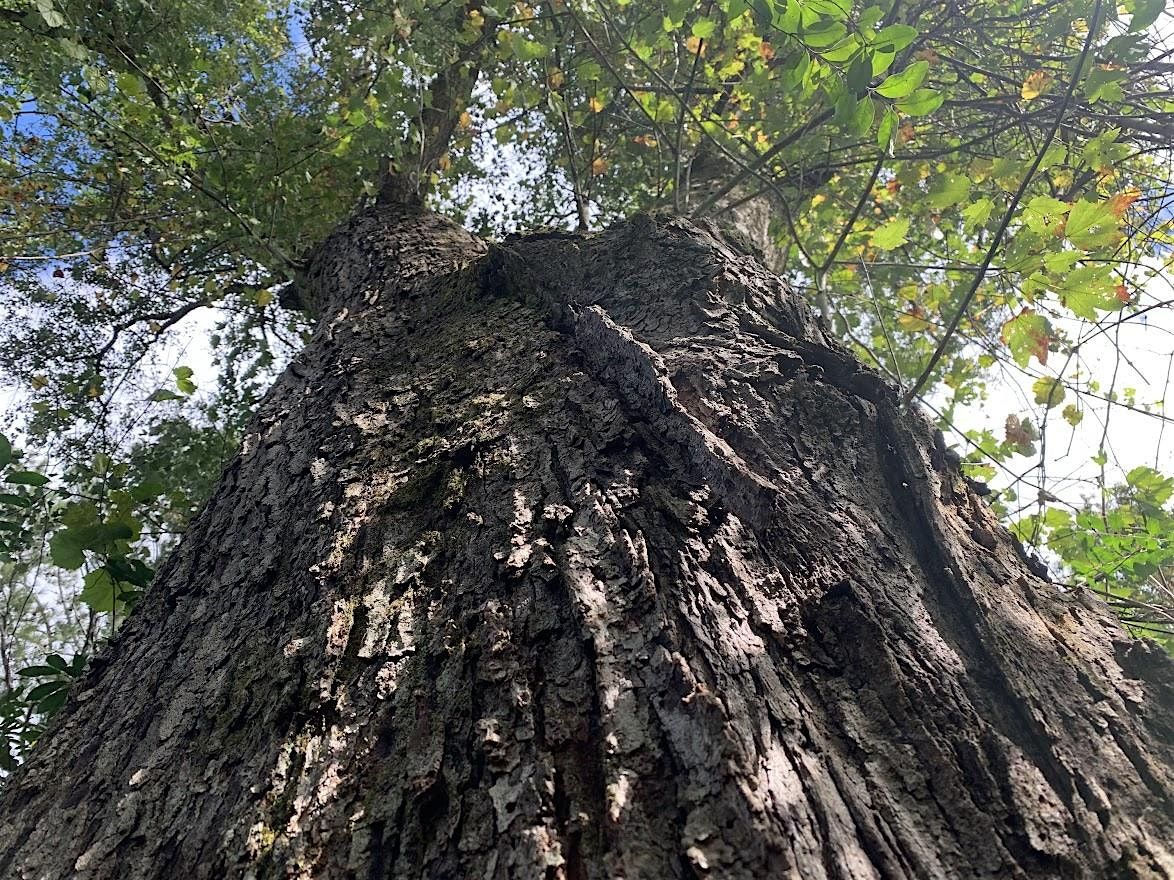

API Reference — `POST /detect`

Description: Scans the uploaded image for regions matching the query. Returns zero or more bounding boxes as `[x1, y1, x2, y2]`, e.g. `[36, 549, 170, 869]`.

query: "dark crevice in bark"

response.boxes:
[871, 417, 1092, 857]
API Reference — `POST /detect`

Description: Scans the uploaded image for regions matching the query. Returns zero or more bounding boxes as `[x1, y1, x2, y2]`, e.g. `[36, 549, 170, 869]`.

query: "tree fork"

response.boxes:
[0, 205, 1171, 879]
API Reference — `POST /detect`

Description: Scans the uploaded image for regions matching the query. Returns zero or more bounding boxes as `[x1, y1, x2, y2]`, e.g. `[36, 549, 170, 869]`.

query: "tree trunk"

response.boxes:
[0, 204, 1171, 880]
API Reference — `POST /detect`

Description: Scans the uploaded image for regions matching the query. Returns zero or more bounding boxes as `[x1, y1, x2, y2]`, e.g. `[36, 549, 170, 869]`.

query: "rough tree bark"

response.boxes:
[0, 203, 1171, 880]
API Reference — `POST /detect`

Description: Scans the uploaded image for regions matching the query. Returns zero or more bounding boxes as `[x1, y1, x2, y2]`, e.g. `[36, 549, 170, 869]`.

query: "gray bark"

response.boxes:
[0, 204, 1171, 879]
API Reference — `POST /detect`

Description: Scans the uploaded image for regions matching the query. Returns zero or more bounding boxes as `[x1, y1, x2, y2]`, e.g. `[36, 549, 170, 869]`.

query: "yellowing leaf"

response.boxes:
[458, 110, 472, 129]
[590, 157, 609, 175]
[1021, 70, 1052, 101]
[896, 306, 930, 332]
[1032, 376, 1065, 408]
[588, 96, 605, 113]
[1107, 189, 1140, 218]
[31, 374, 49, 390]
[684, 35, 705, 55]
[1001, 309, 1051, 367]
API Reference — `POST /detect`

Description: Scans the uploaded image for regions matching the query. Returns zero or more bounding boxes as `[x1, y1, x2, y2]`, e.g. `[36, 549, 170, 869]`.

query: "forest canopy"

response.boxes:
[0, 0, 1172, 767]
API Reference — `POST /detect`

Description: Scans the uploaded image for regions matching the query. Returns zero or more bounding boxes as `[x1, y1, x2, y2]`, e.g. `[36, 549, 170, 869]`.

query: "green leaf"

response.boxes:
[870, 216, 911, 249]
[26, 681, 66, 702]
[801, 21, 847, 49]
[130, 481, 166, 502]
[872, 23, 918, 53]
[49, 530, 85, 569]
[926, 173, 970, 210]
[876, 60, 928, 98]
[577, 60, 603, 81]
[857, 6, 885, 30]
[1022, 195, 1070, 235]
[0, 433, 10, 469]
[115, 71, 144, 97]
[172, 365, 197, 395]
[510, 38, 550, 61]
[1062, 404, 1083, 426]
[1065, 199, 1121, 251]
[1064, 289, 1125, 321]
[1032, 376, 1065, 408]
[895, 88, 943, 116]
[35, 0, 65, 28]
[962, 197, 994, 229]
[876, 106, 897, 151]
[849, 96, 875, 136]
[835, 91, 873, 135]
[1126, 465, 1174, 504]
[80, 568, 118, 612]
[691, 18, 716, 39]
[804, 0, 850, 14]
[106, 556, 155, 588]
[845, 54, 873, 95]
[870, 47, 896, 76]
[723, 0, 750, 17]
[1083, 67, 1127, 104]
[5, 471, 48, 487]
[751, 0, 774, 29]
[1057, 265, 1124, 320]
[0, 493, 30, 508]
[1042, 250, 1080, 274]
[1128, 0, 1164, 31]
[17, 666, 60, 677]
[36, 688, 68, 715]
[820, 38, 861, 64]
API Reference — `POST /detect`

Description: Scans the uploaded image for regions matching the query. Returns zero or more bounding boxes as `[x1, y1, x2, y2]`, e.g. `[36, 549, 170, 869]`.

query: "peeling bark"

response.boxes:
[0, 205, 1171, 880]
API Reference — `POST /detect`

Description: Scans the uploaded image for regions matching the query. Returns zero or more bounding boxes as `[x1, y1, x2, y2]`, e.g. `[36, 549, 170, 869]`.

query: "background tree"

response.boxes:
[0, 0, 1172, 832]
